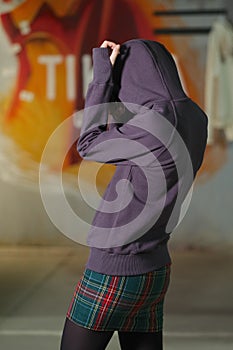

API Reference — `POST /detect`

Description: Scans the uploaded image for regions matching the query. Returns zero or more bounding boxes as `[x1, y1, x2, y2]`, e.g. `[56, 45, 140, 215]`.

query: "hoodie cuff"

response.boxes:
[92, 48, 113, 84]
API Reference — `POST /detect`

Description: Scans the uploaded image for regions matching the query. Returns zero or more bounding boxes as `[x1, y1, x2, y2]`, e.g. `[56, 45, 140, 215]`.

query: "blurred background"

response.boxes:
[0, 0, 232, 349]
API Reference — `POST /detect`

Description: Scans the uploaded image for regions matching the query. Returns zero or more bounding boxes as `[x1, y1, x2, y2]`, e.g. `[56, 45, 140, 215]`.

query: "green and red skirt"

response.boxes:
[66, 264, 171, 332]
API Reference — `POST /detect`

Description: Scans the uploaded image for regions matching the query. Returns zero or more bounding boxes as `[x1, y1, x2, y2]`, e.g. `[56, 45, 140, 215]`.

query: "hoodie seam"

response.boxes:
[140, 40, 173, 101]
[146, 97, 190, 104]
[90, 82, 114, 87]
[172, 97, 189, 102]
[137, 47, 178, 153]
[140, 41, 178, 148]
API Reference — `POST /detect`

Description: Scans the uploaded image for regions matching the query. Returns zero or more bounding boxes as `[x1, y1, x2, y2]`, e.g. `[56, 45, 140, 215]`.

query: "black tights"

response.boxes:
[60, 318, 163, 350]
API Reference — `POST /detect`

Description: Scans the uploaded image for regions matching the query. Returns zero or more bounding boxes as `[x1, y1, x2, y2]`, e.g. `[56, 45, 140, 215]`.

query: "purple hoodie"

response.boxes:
[78, 39, 208, 275]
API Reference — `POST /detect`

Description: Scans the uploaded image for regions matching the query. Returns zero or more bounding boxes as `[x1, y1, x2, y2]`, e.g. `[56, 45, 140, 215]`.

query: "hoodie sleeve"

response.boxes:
[85, 47, 114, 107]
[77, 48, 164, 166]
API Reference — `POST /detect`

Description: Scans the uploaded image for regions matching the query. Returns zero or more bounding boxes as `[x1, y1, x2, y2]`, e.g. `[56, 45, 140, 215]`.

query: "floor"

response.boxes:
[0, 244, 232, 349]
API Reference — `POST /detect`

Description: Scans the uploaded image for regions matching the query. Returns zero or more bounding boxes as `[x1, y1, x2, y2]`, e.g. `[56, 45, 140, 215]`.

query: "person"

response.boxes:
[60, 39, 208, 350]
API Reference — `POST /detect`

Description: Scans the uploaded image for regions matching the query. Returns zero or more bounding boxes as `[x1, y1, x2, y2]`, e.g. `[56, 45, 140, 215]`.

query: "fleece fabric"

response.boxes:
[78, 39, 208, 275]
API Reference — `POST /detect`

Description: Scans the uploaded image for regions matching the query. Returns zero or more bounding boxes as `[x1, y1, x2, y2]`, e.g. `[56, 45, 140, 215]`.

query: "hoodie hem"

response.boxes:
[85, 244, 171, 276]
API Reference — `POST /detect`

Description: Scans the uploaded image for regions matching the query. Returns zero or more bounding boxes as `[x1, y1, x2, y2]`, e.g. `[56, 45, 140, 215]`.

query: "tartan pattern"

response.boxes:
[67, 264, 171, 332]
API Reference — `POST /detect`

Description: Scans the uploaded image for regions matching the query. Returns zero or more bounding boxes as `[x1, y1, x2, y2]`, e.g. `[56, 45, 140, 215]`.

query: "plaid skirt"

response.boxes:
[66, 264, 171, 332]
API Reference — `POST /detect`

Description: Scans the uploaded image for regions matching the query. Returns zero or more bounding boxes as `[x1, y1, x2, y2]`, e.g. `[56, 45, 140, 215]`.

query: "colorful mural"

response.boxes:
[0, 0, 217, 181]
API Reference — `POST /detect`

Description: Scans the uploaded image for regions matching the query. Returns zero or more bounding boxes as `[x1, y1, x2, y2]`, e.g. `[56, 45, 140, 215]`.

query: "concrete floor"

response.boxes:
[0, 245, 232, 350]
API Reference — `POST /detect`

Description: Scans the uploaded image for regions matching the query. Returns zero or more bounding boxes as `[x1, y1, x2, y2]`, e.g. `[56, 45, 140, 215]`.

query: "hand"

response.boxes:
[100, 40, 120, 66]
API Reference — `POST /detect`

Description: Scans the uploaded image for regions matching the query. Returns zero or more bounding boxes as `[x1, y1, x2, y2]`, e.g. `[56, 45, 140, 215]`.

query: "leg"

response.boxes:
[118, 331, 163, 350]
[60, 317, 114, 350]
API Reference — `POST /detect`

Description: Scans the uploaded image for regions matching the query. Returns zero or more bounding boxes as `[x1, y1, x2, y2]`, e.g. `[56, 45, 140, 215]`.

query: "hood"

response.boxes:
[112, 39, 187, 109]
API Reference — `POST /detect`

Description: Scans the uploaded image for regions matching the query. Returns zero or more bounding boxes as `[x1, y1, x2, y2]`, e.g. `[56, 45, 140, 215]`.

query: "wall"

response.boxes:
[0, 0, 232, 249]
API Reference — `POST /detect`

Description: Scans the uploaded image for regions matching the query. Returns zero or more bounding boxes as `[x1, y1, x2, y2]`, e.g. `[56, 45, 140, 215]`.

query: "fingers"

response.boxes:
[109, 44, 120, 65]
[100, 40, 120, 66]
[100, 40, 118, 49]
